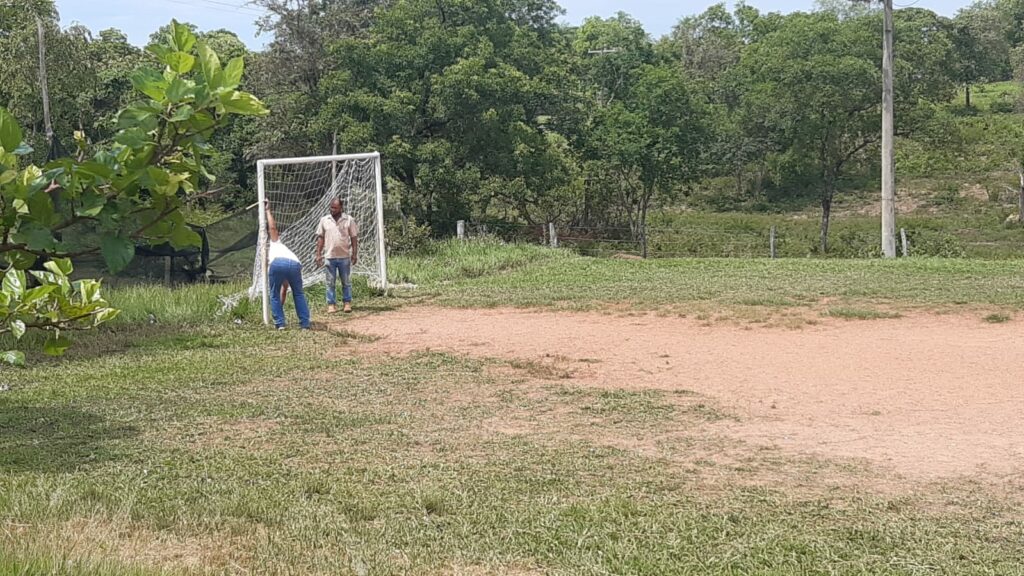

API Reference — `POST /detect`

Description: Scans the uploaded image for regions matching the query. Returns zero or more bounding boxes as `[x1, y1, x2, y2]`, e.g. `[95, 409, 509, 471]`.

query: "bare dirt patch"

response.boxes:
[340, 307, 1024, 481]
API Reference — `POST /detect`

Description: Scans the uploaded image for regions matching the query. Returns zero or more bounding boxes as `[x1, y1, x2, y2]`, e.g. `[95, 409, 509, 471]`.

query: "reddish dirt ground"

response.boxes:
[343, 307, 1024, 480]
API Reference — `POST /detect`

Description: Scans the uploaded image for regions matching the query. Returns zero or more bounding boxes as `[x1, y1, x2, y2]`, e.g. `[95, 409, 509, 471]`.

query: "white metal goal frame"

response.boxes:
[255, 151, 387, 325]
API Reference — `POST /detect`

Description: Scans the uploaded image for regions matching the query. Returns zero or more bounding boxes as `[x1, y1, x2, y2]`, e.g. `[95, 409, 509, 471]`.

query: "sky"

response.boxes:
[56, 0, 979, 50]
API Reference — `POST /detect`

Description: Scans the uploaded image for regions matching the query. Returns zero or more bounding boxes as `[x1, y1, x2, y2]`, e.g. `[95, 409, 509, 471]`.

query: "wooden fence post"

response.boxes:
[164, 256, 172, 285]
[548, 222, 558, 248]
[900, 228, 909, 257]
[770, 225, 777, 259]
[457, 220, 465, 240]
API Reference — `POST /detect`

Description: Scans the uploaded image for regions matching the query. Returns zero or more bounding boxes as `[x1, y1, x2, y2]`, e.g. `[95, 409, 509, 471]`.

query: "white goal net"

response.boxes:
[249, 152, 386, 324]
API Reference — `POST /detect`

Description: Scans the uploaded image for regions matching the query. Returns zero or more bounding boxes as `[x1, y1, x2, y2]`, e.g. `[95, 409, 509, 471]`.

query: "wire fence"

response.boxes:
[455, 220, 1024, 259]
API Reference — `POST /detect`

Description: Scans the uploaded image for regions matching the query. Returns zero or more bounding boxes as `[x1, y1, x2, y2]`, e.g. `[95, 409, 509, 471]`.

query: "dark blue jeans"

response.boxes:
[325, 257, 352, 305]
[269, 259, 310, 329]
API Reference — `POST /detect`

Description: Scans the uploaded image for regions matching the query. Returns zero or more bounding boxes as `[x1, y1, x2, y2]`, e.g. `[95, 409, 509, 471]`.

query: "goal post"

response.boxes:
[252, 152, 387, 325]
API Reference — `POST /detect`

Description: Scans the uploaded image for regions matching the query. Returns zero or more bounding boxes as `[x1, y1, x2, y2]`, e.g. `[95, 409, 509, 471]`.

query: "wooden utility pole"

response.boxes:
[36, 17, 54, 151]
[881, 0, 897, 258]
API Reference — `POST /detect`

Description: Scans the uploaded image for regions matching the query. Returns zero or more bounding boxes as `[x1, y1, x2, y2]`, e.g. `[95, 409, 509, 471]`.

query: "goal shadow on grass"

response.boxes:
[0, 405, 138, 474]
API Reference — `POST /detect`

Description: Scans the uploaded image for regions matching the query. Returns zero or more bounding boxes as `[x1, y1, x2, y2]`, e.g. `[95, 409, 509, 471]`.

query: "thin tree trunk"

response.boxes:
[965, 84, 972, 108]
[820, 173, 835, 254]
[1018, 166, 1024, 224]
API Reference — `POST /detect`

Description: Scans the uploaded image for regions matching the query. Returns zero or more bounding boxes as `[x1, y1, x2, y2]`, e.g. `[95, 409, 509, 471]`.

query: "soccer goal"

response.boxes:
[250, 152, 386, 325]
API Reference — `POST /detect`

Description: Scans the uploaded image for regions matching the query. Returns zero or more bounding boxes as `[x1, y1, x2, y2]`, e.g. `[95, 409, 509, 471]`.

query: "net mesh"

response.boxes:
[248, 155, 384, 301]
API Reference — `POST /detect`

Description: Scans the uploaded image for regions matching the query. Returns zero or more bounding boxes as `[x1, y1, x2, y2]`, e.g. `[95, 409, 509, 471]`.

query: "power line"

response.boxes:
[152, 0, 266, 17]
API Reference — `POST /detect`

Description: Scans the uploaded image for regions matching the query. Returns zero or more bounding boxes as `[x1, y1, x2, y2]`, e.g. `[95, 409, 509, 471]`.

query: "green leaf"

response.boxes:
[77, 189, 107, 217]
[166, 51, 196, 74]
[0, 169, 16, 185]
[169, 105, 195, 122]
[101, 236, 135, 274]
[116, 128, 152, 149]
[12, 143, 33, 156]
[1, 350, 25, 367]
[6, 251, 36, 270]
[219, 91, 269, 116]
[197, 42, 222, 88]
[26, 191, 55, 227]
[222, 57, 244, 90]
[93, 307, 120, 325]
[166, 77, 195, 103]
[10, 320, 25, 340]
[12, 222, 56, 251]
[2, 269, 26, 298]
[147, 44, 172, 61]
[170, 20, 197, 53]
[21, 285, 57, 306]
[169, 224, 202, 249]
[131, 69, 169, 101]
[43, 333, 72, 357]
[44, 258, 73, 276]
[117, 103, 160, 131]
[0, 108, 23, 152]
[76, 161, 115, 180]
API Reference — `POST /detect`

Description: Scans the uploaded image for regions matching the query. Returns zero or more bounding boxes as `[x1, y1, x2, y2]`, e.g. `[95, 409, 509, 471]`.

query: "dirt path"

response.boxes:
[341, 308, 1024, 480]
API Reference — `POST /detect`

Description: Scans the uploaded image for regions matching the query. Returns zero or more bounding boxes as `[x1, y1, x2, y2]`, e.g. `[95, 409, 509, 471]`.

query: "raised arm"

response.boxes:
[265, 203, 280, 242]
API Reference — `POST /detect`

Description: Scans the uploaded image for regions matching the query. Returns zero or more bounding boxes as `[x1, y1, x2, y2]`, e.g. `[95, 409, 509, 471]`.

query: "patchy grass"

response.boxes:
[2, 317, 1023, 575]
[824, 307, 902, 320]
[983, 313, 1012, 324]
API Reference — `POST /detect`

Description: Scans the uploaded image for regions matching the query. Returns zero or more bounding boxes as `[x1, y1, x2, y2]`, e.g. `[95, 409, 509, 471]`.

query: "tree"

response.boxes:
[953, 4, 1013, 107]
[583, 63, 711, 240]
[320, 0, 578, 231]
[737, 10, 954, 253]
[0, 21, 267, 364]
[662, 3, 747, 82]
[246, 0, 387, 159]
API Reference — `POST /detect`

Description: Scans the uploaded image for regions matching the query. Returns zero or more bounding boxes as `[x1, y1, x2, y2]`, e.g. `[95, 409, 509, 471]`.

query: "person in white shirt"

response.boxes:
[265, 203, 310, 330]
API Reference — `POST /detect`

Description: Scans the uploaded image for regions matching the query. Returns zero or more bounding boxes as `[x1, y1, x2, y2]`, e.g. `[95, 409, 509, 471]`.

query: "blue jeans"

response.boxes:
[325, 258, 352, 305]
[269, 259, 310, 329]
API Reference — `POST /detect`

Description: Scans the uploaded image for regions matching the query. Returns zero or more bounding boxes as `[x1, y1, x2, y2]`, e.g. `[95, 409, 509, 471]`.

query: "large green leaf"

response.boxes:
[101, 236, 136, 274]
[170, 20, 197, 53]
[117, 103, 160, 131]
[197, 42, 222, 88]
[169, 105, 195, 122]
[6, 251, 36, 271]
[21, 285, 57, 307]
[166, 51, 196, 74]
[43, 333, 72, 357]
[169, 224, 202, 250]
[1, 350, 25, 367]
[131, 69, 169, 101]
[222, 57, 244, 90]
[219, 91, 268, 116]
[116, 128, 152, 149]
[2, 270, 25, 298]
[77, 189, 108, 217]
[10, 320, 26, 340]
[44, 258, 73, 276]
[12, 222, 56, 251]
[166, 77, 195, 103]
[0, 108, 22, 152]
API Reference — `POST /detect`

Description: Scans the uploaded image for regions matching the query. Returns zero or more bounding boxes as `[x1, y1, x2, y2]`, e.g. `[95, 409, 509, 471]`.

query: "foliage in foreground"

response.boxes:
[0, 20, 266, 364]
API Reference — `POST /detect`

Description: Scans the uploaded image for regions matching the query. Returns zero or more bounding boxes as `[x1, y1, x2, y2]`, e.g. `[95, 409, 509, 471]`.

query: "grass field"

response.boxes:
[2, 243, 1023, 575]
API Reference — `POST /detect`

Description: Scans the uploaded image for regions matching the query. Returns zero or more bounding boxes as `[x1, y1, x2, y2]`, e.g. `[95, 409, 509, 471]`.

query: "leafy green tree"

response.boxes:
[321, 0, 578, 231]
[584, 65, 711, 240]
[737, 10, 955, 252]
[0, 20, 267, 364]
